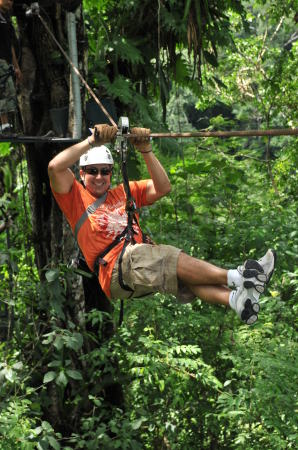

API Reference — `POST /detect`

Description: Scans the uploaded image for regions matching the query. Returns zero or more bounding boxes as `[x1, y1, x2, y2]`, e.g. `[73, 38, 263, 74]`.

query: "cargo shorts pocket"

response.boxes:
[121, 243, 180, 296]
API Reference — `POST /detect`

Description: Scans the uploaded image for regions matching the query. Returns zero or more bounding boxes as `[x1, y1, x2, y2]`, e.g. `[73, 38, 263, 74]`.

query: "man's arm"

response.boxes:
[130, 127, 171, 204]
[48, 138, 89, 194]
[48, 124, 117, 194]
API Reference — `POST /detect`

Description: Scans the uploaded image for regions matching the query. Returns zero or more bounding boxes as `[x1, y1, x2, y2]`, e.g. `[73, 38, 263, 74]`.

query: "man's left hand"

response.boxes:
[130, 127, 151, 153]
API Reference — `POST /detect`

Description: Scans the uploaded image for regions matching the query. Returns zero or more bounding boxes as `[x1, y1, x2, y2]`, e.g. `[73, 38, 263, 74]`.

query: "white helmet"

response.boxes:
[79, 145, 114, 166]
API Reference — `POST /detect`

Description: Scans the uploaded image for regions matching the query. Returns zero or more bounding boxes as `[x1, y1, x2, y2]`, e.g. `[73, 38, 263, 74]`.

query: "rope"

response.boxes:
[37, 13, 117, 128]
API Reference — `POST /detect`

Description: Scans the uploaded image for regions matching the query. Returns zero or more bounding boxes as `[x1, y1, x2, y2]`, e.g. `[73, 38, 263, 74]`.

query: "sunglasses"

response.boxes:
[83, 167, 112, 176]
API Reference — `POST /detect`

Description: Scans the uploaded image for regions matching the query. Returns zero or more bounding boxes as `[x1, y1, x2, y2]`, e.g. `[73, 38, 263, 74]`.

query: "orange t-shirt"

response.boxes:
[51, 179, 150, 298]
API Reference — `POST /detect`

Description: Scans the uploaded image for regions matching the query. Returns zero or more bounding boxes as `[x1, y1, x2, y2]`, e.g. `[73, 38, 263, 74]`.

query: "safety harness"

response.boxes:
[74, 117, 152, 319]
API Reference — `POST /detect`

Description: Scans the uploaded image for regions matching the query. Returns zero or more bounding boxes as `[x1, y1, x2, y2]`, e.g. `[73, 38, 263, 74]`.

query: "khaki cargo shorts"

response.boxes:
[0, 59, 17, 114]
[110, 243, 196, 303]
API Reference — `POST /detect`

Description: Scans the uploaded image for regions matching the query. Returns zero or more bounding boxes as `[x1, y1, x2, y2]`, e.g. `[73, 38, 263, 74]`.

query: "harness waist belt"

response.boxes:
[93, 226, 130, 275]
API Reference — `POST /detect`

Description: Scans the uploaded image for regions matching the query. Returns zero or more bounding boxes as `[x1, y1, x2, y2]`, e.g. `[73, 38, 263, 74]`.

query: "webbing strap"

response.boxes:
[117, 239, 134, 294]
[74, 192, 107, 240]
[93, 226, 129, 273]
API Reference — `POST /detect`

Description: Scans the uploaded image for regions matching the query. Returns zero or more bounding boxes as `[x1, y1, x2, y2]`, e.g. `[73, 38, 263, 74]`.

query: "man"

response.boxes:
[0, 0, 21, 132]
[48, 124, 276, 325]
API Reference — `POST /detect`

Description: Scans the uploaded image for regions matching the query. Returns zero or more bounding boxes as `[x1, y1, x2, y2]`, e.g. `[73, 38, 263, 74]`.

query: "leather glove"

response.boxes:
[130, 127, 151, 153]
[91, 124, 118, 145]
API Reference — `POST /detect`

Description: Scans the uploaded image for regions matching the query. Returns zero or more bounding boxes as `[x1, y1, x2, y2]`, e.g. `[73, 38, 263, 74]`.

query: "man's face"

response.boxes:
[0, 0, 13, 13]
[80, 164, 113, 198]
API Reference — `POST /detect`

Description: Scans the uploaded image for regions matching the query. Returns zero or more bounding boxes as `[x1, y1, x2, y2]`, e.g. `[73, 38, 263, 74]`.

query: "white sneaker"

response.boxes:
[229, 287, 260, 325]
[238, 249, 276, 294]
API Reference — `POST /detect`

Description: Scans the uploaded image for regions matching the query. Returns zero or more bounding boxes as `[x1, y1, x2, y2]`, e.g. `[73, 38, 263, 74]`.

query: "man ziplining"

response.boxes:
[48, 124, 276, 326]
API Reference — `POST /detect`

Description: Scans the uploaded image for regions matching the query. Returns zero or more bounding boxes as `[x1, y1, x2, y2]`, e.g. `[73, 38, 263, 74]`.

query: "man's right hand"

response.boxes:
[89, 124, 118, 146]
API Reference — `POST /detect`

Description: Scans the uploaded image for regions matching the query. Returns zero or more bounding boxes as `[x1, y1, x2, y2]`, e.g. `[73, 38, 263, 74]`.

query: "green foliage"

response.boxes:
[0, 1, 297, 449]
[83, 0, 246, 122]
[0, 398, 37, 450]
[0, 351, 63, 450]
[196, 5, 297, 133]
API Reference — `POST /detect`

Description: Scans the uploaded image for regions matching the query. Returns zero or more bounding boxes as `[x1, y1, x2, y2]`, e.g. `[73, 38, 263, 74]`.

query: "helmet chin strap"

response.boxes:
[79, 168, 86, 186]
[80, 174, 86, 188]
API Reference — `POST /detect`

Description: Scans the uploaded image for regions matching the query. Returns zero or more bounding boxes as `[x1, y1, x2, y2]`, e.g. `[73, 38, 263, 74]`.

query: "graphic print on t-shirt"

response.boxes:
[93, 200, 139, 240]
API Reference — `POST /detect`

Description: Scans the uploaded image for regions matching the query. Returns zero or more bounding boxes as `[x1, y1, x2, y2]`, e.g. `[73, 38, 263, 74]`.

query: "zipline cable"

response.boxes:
[138, 128, 298, 138]
[0, 135, 80, 144]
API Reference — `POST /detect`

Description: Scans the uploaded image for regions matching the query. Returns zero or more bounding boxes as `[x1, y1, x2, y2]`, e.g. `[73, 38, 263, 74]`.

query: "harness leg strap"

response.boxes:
[118, 240, 134, 295]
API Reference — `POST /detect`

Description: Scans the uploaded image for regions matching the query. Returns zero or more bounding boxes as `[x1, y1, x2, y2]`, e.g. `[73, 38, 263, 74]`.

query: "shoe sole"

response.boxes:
[244, 279, 265, 293]
[243, 267, 267, 281]
[247, 314, 258, 325]
[241, 298, 259, 325]
[243, 250, 277, 292]
[266, 249, 277, 285]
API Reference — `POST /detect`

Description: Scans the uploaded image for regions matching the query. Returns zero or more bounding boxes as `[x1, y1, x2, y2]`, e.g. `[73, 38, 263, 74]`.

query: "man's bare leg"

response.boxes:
[177, 249, 276, 325]
[177, 252, 228, 286]
[177, 252, 230, 306]
[187, 284, 230, 306]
